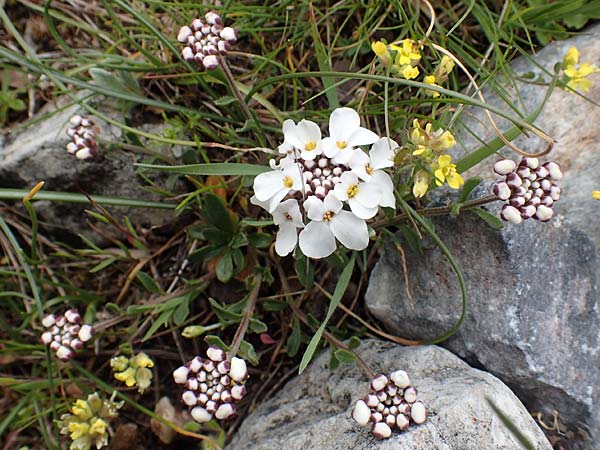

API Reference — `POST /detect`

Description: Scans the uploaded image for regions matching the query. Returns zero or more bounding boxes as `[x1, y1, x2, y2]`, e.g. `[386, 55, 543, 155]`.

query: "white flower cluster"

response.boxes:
[352, 370, 427, 439]
[252, 107, 397, 259]
[177, 12, 237, 70]
[492, 157, 562, 224]
[41, 309, 94, 361]
[66, 115, 97, 160]
[172, 347, 248, 424]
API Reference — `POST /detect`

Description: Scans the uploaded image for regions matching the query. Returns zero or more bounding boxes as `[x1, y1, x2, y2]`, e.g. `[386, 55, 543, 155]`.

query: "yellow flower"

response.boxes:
[435, 55, 455, 80]
[562, 46, 598, 93]
[413, 170, 430, 198]
[412, 144, 428, 156]
[593, 191, 600, 200]
[401, 65, 419, 80]
[131, 352, 154, 369]
[371, 41, 390, 65]
[112, 353, 154, 393]
[110, 356, 129, 372]
[565, 62, 598, 92]
[88, 418, 108, 436]
[433, 155, 464, 189]
[390, 39, 421, 66]
[68, 422, 90, 440]
[72, 400, 93, 421]
[424, 74, 440, 97]
[435, 130, 456, 151]
[563, 47, 579, 69]
[114, 367, 137, 387]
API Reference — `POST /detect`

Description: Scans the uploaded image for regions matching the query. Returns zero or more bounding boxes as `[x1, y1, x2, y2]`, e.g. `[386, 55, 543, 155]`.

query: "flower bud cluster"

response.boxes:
[58, 392, 123, 450]
[172, 347, 248, 424]
[492, 157, 562, 224]
[177, 12, 237, 70]
[352, 370, 427, 439]
[41, 309, 93, 361]
[110, 352, 154, 394]
[66, 114, 97, 160]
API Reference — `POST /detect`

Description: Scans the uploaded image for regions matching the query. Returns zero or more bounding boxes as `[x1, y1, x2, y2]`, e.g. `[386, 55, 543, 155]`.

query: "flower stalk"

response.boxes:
[228, 273, 263, 360]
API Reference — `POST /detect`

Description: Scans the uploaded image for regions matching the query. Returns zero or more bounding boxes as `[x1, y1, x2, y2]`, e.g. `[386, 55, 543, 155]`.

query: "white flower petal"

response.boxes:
[250, 194, 270, 211]
[332, 147, 356, 165]
[370, 137, 397, 169]
[371, 171, 395, 209]
[299, 221, 337, 259]
[296, 119, 321, 144]
[329, 107, 360, 141]
[348, 150, 371, 180]
[347, 127, 380, 148]
[304, 196, 325, 221]
[254, 171, 287, 201]
[355, 182, 381, 208]
[275, 222, 299, 256]
[333, 182, 349, 201]
[321, 137, 339, 158]
[330, 210, 369, 250]
[323, 192, 343, 214]
[282, 165, 304, 190]
[267, 188, 289, 213]
[348, 197, 378, 219]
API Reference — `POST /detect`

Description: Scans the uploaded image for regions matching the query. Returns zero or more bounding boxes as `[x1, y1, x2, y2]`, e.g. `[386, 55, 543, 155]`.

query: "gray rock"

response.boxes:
[227, 340, 552, 450]
[453, 23, 600, 251]
[365, 191, 599, 448]
[0, 96, 177, 241]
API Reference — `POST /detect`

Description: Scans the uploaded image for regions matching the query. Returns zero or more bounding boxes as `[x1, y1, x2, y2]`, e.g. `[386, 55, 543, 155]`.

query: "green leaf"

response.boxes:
[135, 163, 269, 177]
[173, 299, 190, 326]
[287, 316, 302, 357]
[89, 68, 141, 97]
[214, 96, 237, 106]
[328, 350, 340, 371]
[239, 340, 259, 365]
[294, 250, 314, 288]
[204, 335, 230, 351]
[263, 300, 289, 312]
[247, 232, 272, 249]
[398, 225, 423, 255]
[89, 257, 117, 273]
[334, 349, 357, 364]
[249, 318, 268, 334]
[486, 398, 536, 450]
[136, 271, 164, 295]
[216, 252, 234, 283]
[308, 4, 339, 109]
[471, 207, 504, 230]
[299, 253, 356, 374]
[208, 297, 243, 322]
[458, 177, 483, 203]
[348, 336, 361, 349]
[142, 310, 171, 342]
[201, 194, 235, 235]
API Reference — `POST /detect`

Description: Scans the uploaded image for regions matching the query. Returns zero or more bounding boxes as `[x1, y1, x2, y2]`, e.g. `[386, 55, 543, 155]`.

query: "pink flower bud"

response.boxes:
[544, 161, 563, 181]
[372, 422, 392, 439]
[500, 205, 522, 224]
[492, 181, 511, 200]
[206, 346, 226, 362]
[493, 159, 516, 175]
[410, 401, 427, 424]
[535, 205, 553, 222]
[371, 374, 388, 392]
[177, 26, 193, 43]
[202, 55, 219, 70]
[190, 406, 212, 423]
[172, 366, 189, 384]
[396, 413, 410, 431]
[215, 402, 235, 420]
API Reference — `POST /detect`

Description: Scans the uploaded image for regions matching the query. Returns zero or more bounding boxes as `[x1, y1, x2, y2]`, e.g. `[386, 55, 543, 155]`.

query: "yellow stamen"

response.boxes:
[285, 213, 293, 220]
[347, 184, 359, 198]
[283, 176, 294, 188]
[305, 141, 316, 151]
[336, 141, 347, 149]
[365, 165, 374, 175]
[323, 211, 334, 222]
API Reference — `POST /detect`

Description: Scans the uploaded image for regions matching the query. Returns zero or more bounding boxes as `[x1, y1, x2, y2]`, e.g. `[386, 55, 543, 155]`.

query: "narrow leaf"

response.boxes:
[299, 253, 355, 373]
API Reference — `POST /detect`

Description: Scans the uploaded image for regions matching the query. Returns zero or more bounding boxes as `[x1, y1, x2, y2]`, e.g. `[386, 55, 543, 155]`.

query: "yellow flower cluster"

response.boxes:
[371, 41, 454, 94]
[58, 392, 123, 450]
[562, 47, 598, 93]
[593, 191, 600, 201]
[423, 56, 455, 97]
[371, 39, 421, 80]
[110, 352, 154, 394]
[407, 120, 462, 198]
